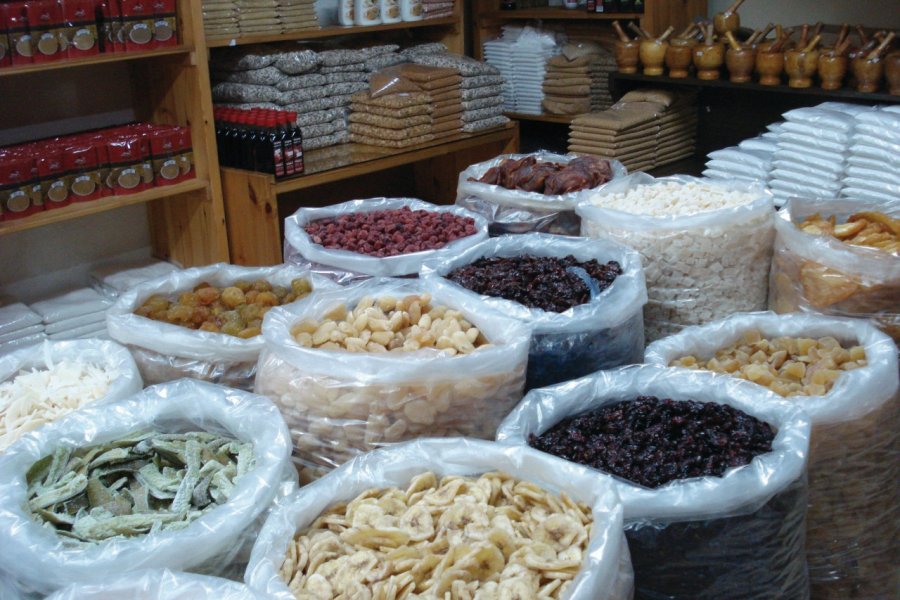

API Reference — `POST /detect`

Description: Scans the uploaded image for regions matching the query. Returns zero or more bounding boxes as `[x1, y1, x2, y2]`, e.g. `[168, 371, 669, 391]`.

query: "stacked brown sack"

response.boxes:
[422, 0, 455, 19]
[349, 77, 435, 149]
[568, 90, 697, 172]
[390, 64, 462, 139]
[543, 42, 617, 115]
[588, 46, 616, 111]
[202, 0, 319, 42]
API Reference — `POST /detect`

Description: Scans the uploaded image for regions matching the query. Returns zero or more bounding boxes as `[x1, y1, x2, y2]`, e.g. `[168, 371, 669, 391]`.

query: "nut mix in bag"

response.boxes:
[769, 199, 900, 342]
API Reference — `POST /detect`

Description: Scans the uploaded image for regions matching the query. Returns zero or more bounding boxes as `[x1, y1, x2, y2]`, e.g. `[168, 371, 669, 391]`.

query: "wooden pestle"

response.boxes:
[867, 31, 896, 60]
[856, 25, 869, 46]
[612, 20, 631, 43]
[803, 34, 822, 53]
[723, 0, 746, 16]
[835, 24, 850, 48]
[748, 23, 775, 46]
[676, 22, 697, 40]
[799, 24, 809, 47]
[725, 31, 743, 51]
[628, 22, 651, 40]
[658, 26, 675, 42]
[768, 29, 794, 53]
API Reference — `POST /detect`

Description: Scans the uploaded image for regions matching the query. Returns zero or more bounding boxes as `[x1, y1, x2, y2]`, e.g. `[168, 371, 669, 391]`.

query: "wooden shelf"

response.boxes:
[480, 9, 640, 20]
[610, 72, 900, 104]
[505, 111, 578, 124]
[0, 179, 206, 236]
[206, 16, 459, 48]
[0, 46, 193, 78]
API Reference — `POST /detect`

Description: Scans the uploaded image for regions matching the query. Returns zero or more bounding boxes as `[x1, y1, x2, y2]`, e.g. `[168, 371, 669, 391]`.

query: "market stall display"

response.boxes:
[0, 378, 293, 597]
[245, 438, 633, 600]
[46, 570, 264, 600]
[497, 364, 811, 600]
[421, 233, 646, 390]
[106, 263, 330, 390]
[578, 174, 774, 341]
[456, 152, 624, 236]
[0, 340, 141, 452]
[645, 312, 899, 599]
[254, 278, 530, 482]
[769, 198, 900, 342]
[283, 197, 488, 283]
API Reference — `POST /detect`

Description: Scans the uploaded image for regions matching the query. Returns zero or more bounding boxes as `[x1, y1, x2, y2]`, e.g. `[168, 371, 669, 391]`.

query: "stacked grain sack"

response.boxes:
[543, 45, 593, 116]
[588, 45, 616, 111]
[422, 0, 456, 19]
[388, 64, 462, 139]
[349, 88, 435, 149]
[202, 0, 319, 43]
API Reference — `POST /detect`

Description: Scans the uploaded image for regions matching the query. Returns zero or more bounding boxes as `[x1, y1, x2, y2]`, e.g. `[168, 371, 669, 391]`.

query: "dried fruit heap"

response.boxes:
[26, 430, 252, 543]
[472, 155, 613, 194]
[280, 471, 593, 599]
[530, 396, 776, 488]
[135, 278, 312, 338]
[448, 255, 622, 313]
[304, 207, 478, 258]
[800, 211, 900, 254]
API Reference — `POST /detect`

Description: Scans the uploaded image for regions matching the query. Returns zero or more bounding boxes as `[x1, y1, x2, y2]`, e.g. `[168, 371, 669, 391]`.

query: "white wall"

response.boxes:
[708, 0, 900, 30]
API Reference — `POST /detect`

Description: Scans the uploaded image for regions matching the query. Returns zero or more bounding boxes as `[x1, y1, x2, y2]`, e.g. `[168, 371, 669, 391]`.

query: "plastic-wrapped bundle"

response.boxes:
[107, 263, 333, 390]
[254, 278, 530, 482]
[245, 438, 634, 600]
[282, 197, 489, 284]
[456, 152, 626, 236]
[645, 313, 899, 599]
[421, 233, 647, 390]
[0, 340, 142, 452]
[577, 174, 774, 341]
[46, 569, 264, 600]
[0, 378, 294, 597]
[769, 198, 900, 343]
[497, 365, 811, 600]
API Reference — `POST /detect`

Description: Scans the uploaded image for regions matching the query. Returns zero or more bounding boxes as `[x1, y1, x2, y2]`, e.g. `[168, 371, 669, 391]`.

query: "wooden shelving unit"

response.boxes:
[504, 111, 576, 124]
[478, 8, 641, 21]
[0, 0, 229, 268]
[222, 123, 520, 266]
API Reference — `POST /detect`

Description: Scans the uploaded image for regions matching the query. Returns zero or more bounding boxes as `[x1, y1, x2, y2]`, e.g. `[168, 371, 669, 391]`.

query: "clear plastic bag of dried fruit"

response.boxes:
[245, 438, 634, 600]
[456, 151, 627, 236]
[497, 364, 811, 600]
[421, 232, 647, 391]
[106, 263, 335, 391]
[46, 569, 265, 600]
[576, 173, 775, 342]
[769, 197, 900, 343]
[0, 378, 295, 598]
[254, 278, 531, 480]
[282, 198, 490, 284]
[644, 312, 900, 599]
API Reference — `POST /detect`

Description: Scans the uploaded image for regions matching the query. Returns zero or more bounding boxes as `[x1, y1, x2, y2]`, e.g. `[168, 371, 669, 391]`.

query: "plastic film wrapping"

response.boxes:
[497, 365, 811, 600]
[456, 152, 626, 236]
[46, 569, 265, 600]
[107, 263, 334, 390]
[245, 438, 634, 600]
[645, 312, 900, 599]
[576, 174, 775, 342]
[254, 278, 530, 482]
[0, 378, 294, 597]
[421, 232, 647, 390]
[768, 198, 900, 343]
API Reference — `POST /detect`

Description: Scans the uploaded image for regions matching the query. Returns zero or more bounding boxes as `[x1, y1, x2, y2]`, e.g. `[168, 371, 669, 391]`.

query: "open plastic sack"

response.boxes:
[576, 174, 775, 342]
[107, 263, 332, 390]
[456, 152, 626, 236]
[254, 278, 531, 482]
[768, 198, 900, 343]
[497, 365, 811, 600]
[245, 438, 633, 600]
[0, 378, 294, 597]
[283, 198, 489, 283]
[645, 312, 899, 599]
[421, 233, 647, 390]
[46, 569, 264, 600]
[0, 340, 142, 452]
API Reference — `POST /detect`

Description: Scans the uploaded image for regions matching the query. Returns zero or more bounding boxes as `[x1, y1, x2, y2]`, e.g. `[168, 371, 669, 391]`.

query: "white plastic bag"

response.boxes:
[107, 263, 332, 390]
[254, 278, 531, 481]
[245, 438, 634, 600]
[0, 340, 142, 452]
[455, 152, 626, 236]
[497, 364, 811, 600]
[0, 378, 294, 597]
[46, 569, 264, 600]
[576, 173, 775, 341]
[768, 198, 900, 342]
[421, 233, 647, 390]
[644, 312, 899, 599]
[283, 198, 489, 283]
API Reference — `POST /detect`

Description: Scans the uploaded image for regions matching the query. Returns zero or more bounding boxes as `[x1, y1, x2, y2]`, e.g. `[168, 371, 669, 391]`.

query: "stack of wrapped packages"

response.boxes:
[201, 0, 319, 43]
[542, 41, 615, 116]
[412, 52, 509, 133]
[31, 289, 111, 342]
[483, 25, 556, 115]
[422, 0, 455, 19]
[0, 304, 45, 354]
[843, 104, 900, 204]
[568, 90, 697, 172]
[703, 142, 775, 189]
[88, 259, 180, 299]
